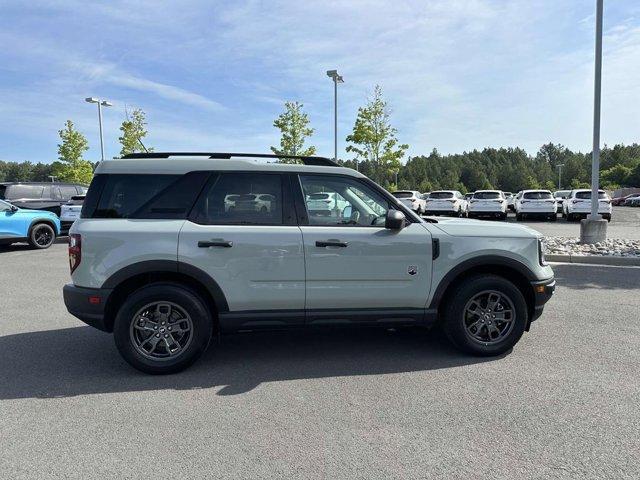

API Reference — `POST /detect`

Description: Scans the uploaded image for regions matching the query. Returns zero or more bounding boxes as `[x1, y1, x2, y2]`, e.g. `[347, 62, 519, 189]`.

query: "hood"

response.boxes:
[430, 217, 541, 239]
[18, 208, 59, 218]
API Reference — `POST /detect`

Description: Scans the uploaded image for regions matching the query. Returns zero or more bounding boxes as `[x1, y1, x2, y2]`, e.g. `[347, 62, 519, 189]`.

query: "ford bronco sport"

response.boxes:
[63, 153, 555, 374]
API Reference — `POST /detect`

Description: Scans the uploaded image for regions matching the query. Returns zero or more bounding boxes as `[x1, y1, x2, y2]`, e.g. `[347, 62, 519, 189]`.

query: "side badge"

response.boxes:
[408, 265, 418, 276]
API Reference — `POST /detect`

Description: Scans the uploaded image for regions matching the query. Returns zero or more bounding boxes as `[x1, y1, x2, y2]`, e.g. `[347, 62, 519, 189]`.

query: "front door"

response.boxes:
[178, 172, 305, 329]
[297, 174, 433, 322]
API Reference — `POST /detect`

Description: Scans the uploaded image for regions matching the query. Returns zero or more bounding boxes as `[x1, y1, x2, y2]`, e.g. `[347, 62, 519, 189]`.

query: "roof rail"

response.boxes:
[120, 152, 338, 167]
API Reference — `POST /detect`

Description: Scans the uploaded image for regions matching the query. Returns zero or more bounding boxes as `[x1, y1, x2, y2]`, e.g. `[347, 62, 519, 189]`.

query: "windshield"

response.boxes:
[523, 191, 553, 200]
[575, 191, 607, 199]
[392, 192, 414, 199]
[0, 199, 12, 209]
[474, 192, 500, 200]
[429, 192, 453, 199]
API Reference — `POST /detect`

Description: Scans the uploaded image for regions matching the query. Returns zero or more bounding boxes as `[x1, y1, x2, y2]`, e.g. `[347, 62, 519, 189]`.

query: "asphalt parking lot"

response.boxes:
[0, 242, 638, 479]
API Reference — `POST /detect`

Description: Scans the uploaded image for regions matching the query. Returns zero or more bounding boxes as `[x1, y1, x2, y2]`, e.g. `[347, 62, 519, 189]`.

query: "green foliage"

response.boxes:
[270, 101, 316, 163]
[0, 161, 55, 182]
[52, 120, 93, 185]
[345, 85, 408, 189]
[119, 108, 153, 156]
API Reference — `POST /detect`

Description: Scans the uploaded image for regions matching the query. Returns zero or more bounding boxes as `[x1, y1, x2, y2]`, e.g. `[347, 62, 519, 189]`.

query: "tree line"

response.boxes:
[1, 85, 639, 192]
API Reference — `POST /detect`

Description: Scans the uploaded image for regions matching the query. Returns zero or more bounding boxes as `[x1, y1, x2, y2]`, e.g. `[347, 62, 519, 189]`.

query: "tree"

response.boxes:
[52, 120, 93, 184]
[346, 85, 408, 188]
[270, 101, 316, 162]
[119, 108, 152, 156]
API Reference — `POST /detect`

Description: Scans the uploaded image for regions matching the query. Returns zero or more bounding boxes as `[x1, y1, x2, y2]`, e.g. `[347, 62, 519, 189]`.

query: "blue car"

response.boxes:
[0, 199, 61, 249]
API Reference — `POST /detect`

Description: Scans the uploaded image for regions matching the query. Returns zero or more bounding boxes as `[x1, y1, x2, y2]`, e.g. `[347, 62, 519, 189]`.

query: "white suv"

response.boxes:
[467, 190, 507, 220]
[515, 190, 557, 221]
[425, 190, 467, 217]
[563, 189, 612, 222]
[63, 152, 555, 374]
[392, 190, 426, 214]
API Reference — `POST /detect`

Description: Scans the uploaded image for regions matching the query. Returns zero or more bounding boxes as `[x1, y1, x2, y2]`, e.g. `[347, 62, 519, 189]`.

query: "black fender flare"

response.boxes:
[102, 260, 229, 312]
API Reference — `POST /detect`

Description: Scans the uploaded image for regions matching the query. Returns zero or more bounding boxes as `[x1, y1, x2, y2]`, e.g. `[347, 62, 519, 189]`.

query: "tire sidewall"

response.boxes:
[113, 283, 213, 374]
[443, 275, 528, 356]
[29, 223, 55, 249]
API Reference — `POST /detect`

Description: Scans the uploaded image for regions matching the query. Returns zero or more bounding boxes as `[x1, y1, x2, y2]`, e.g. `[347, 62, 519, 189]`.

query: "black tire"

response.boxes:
[501, 213, 507, 221]
[441, 275, 528, 356]
[549, 214, 557, 222]
[113, 282, 213, 374]
[28, 223, 56, 249]
[515, 213, 522, 221]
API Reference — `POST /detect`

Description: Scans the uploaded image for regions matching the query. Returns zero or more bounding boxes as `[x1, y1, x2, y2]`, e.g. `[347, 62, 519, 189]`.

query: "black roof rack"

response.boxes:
[120, 152, 338, 167]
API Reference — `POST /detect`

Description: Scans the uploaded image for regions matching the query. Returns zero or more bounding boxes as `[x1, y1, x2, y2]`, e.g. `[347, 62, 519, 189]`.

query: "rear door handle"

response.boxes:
[315, 240, 348, 248]
[198, 240, 233, 248]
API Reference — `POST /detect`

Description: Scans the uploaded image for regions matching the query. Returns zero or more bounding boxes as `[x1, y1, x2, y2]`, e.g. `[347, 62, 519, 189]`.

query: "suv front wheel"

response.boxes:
[441, 275, 528, 356]
[113, 283, 213, 374]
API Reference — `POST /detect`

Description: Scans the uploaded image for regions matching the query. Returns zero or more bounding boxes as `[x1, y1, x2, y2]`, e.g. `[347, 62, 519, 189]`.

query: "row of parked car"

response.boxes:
[0, 181, 87, 249]
[610, 192, 640, 207]
[393, 188, 616, 222]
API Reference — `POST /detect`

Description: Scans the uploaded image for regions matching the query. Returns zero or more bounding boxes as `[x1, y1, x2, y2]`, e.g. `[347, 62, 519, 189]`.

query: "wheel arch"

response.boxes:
[429, 256, 537, 325]
[28, 218, 59, 237]
[102, 260, 228, 333]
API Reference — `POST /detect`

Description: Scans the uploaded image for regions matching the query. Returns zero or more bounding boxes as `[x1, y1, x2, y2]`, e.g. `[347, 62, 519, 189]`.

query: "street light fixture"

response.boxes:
[326, 69, 344, 162]
[556, 164, 565, 190]
[85, 97, 113, 161]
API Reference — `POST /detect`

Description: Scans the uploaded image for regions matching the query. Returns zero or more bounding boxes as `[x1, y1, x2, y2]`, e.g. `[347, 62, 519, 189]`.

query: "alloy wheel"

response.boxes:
[463, 290, 515, 345]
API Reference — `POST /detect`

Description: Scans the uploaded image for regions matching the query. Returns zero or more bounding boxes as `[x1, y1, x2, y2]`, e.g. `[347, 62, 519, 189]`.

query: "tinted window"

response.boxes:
[93, 175, 180, 218]
[575, 191, 607, 199]
[554, 190, 570, 198]
[192, 173, 283, 225]
[59, 186, 79, 199]
[0, 185, 6, 199]
[523, 191, 553, 200]
[7, 185, 44, 199]
[300, 175, 390, 227]
[474, 192, 501, 199]
[392, 192, 414, 199]
[429, 192, 454, 199]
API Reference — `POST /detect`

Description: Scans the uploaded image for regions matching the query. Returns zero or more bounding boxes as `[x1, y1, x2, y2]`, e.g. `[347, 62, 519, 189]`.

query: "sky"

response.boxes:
[0, 0, 639, 164]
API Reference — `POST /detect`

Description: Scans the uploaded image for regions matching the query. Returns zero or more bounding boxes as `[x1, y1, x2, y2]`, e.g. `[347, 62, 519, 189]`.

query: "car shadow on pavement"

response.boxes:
[552, 263, 637, 290]
[0, 237, 67, 252]
[0, 326, 501, 399]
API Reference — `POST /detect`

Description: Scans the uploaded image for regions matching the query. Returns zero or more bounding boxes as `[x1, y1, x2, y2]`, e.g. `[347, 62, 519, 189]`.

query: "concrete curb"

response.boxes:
[547, 253, 640, 266]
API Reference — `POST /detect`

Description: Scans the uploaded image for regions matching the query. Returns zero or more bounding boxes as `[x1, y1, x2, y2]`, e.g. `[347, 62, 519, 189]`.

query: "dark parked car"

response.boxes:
[0, 182, 88, 216]
[612, 193, 640, 206]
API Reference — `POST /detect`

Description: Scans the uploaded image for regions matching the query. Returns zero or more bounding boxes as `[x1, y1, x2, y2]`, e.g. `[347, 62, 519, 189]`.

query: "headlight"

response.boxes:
[538, 238, 547, 266]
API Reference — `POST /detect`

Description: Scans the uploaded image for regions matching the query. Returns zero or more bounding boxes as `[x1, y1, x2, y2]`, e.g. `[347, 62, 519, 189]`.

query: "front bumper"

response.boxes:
[530, 278, 555, 323]
[63, 283, 113, 332]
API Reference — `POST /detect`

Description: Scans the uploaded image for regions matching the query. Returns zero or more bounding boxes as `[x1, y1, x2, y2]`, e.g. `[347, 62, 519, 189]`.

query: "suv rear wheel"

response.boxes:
[29, 223, 56, 249]
[441, 275, 528, 356]
[113, 283, 213, 374]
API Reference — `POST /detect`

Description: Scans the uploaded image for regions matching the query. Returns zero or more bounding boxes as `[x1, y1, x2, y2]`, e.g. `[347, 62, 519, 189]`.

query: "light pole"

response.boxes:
[580, 0, 607, 243]
[556, 164, 564, 190]
[85, 97, 113, 161]
[326, 70, 344, 162]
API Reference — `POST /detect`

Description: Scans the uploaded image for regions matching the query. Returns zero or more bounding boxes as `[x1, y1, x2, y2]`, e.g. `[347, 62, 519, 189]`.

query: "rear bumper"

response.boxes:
[530, 278, 555, 323]
[63, 283, 113, 332]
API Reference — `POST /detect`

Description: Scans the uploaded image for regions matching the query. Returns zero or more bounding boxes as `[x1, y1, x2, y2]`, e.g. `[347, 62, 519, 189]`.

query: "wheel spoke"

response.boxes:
[130, 301, 193, 359]
[168, 318, 191, 334]
[140, 335, 162, 354]
[463, 290, 516, 345]
[486, 293, 501, 312]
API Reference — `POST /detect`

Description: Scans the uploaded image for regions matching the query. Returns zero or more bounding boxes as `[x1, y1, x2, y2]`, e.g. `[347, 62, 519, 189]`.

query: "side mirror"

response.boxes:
[342, 205, 352, 219]
[385, 209, 405, 230]
[10, 205, 19, 213]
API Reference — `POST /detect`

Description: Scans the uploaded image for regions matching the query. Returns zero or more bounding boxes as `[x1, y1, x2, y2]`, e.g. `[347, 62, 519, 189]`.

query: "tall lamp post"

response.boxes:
[326, 70, 344, 162]
[85, 97, 113, 161]
[556, 164, 565, 190]
[580, 0, 607, 243]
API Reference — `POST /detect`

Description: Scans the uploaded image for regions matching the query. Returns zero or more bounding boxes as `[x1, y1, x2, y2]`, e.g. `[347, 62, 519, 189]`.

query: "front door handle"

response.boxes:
[315, 240, 348, 248]
[198, 240, 233, 248]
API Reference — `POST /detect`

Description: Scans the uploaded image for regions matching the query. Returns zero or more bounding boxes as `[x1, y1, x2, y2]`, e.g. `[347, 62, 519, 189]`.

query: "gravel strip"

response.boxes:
[546, 236, 640, 257]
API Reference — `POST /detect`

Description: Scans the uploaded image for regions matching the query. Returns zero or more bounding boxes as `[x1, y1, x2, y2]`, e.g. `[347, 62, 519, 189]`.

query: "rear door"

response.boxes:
[178, 172, 305, 328]
[296, 174, 433, 323]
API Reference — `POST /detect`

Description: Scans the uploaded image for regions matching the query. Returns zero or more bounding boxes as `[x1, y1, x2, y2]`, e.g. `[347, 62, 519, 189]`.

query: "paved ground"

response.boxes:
[0, 243, 639, 479]
[508, 206, 640, 240]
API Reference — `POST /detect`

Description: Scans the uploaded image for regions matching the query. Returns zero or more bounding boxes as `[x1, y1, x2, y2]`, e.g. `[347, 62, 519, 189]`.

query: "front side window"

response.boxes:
[299, 175, 390, 227]
[59, 186, 79, 199]
[192, 173, 283, 225]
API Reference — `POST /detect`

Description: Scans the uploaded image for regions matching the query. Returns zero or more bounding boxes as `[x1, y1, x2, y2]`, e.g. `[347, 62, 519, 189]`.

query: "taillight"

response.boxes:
[69, 234, 81, 274]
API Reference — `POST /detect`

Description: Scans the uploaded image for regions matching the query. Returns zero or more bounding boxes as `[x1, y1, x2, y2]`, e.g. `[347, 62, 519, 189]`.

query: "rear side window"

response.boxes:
[523, 191, 552, 200]
[191, 173, 284, 225]
[7, 185, 44, 199]
[88, 173, 209, 219]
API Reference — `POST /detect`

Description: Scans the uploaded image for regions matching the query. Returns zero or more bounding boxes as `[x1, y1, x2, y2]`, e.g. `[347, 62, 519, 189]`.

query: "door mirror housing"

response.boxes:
[385, 209, 405, 230]
[9, 205, 19, 213]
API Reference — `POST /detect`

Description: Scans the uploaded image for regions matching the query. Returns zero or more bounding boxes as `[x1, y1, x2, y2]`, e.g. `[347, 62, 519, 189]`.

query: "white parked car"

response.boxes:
[553, 190, 571, 213]
[62, 151, 554, 374]
[425, 190, 467, 217]
[562, 189, 612, 222]
[515, 190, 557, 221]
[305, 192, 349, 218]
[391, 190, 426, 214]
[467, 190, 507, 220]
[60, 195, 85, 233]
